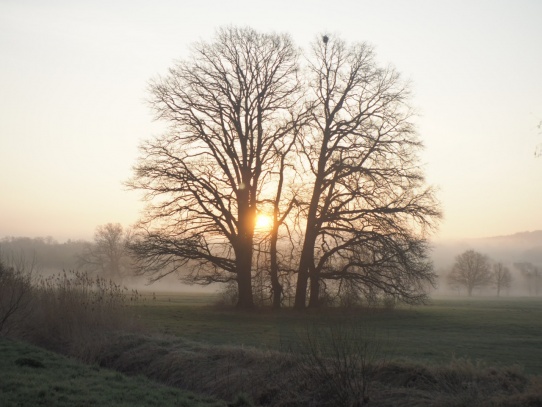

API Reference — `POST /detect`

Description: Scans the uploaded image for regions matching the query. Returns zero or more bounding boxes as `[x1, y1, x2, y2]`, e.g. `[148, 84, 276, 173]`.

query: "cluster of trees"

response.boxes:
[447, 249, 542, 297]
[447, 250, 514, 296]
[126, 26, 441, 309]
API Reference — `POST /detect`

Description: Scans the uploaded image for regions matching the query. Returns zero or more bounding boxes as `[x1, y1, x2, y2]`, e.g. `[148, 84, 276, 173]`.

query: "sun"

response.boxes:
[255, 213, 273, 230]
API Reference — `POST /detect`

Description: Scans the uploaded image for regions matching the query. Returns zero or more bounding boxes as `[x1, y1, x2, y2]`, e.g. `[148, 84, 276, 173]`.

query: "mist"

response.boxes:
[431, 230, 542, 297]
[3, 229, 542, 299]
[0, 235, 215, 294]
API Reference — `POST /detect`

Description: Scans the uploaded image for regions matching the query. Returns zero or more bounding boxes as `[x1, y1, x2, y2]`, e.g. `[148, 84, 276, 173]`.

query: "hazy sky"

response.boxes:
[1, 0, 541, 242]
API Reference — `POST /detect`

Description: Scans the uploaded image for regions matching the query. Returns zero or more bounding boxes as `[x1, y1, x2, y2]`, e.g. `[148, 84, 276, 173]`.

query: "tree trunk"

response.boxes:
[308, 272, 321, 308]
[467, 286, 473, 297]
[294, 243, 314, 309]
[271, 280, 282, 309]
[235, 186, 255, 309]
[269, 225, 282, 309]
[294, 180, 323, 309]
[294, 270, 308, 309]
[294, 127, 329, 309]
[236, 244, 254, 309]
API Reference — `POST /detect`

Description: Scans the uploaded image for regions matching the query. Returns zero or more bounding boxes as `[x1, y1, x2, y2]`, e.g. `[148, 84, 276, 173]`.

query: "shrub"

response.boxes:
[215, 281, 239, 308]
[382, 295, 397, 310]
[0, 255, 33, 335]
[291, 322, 388, 406]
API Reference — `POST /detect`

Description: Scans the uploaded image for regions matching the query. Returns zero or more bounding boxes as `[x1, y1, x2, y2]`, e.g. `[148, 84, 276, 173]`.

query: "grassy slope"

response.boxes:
[0, 337, 226, 407]
[132, 293, 542, 374]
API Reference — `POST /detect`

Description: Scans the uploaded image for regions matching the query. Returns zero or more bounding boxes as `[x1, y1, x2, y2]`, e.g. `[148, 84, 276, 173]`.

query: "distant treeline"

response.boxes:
[0, 236, 87, 273]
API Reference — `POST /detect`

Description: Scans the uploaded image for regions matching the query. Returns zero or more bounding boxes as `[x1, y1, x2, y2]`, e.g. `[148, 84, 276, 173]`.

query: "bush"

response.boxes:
[0, 256, 33, 335]
[291, 322, 388, 406]
[215, 280, 238, 308]
[382, 295, 397, 310]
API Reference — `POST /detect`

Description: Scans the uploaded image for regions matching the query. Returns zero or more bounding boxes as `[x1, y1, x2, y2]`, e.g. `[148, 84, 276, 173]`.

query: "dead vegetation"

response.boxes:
[24, 270, 140, 359]
[86, 332, 541, 407]
[1, 264, 141, 361]
[0, 258, 33, 335]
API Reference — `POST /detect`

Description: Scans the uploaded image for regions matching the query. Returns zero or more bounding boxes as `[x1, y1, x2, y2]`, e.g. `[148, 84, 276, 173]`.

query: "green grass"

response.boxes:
[131, 293, 542, 374]
[0, 337, 226, 407]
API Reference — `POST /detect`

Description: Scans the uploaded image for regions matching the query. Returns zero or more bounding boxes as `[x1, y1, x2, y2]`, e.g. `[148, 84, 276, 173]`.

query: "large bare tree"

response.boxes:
[293, 36, 440, 308]
[448, 250, 492, 296]
[129, 28, 440, 309]
[128, 27, 302, 308]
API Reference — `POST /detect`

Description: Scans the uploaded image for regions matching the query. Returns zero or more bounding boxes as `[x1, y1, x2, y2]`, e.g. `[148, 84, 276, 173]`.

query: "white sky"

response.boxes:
[1, 0, 541, 242]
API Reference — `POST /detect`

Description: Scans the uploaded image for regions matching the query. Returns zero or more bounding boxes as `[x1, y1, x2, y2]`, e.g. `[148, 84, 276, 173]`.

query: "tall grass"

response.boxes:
[16, 270, 140, 361]
[0, 256, 33, 335]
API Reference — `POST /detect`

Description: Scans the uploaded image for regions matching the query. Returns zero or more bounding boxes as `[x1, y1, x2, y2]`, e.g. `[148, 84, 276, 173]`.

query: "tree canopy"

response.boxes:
[128, 27, 441, 309]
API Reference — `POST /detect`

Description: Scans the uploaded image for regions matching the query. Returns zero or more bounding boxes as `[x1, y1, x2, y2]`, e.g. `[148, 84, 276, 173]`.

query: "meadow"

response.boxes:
[131, 293, 542, 374]
[3, 271, 542, 406]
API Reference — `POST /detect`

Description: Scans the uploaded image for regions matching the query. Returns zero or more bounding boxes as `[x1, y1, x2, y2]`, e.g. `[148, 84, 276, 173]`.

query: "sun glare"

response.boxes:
[255, 213, 273, 230]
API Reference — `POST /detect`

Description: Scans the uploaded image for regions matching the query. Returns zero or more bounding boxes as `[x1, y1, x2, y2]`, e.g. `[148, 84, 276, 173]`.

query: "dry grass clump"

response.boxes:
[373, 359, 533, 406]
[98, 334, 304, 406]
[90, 331, 542, 407]
[13, 270, 141, 360]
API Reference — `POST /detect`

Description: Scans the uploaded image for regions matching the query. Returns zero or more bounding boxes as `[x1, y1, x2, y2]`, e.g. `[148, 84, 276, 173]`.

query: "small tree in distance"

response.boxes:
[448, 250, 492, 296]
[514, 262, 541, 296]
[78, 223, 133, 281]
[492, 262, 512, 297]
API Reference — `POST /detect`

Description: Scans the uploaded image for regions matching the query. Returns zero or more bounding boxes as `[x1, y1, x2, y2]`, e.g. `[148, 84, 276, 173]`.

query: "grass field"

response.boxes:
[4, 289, 542, 406]
[0, 337, 226, 407]
[131, 293, 542, 374]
